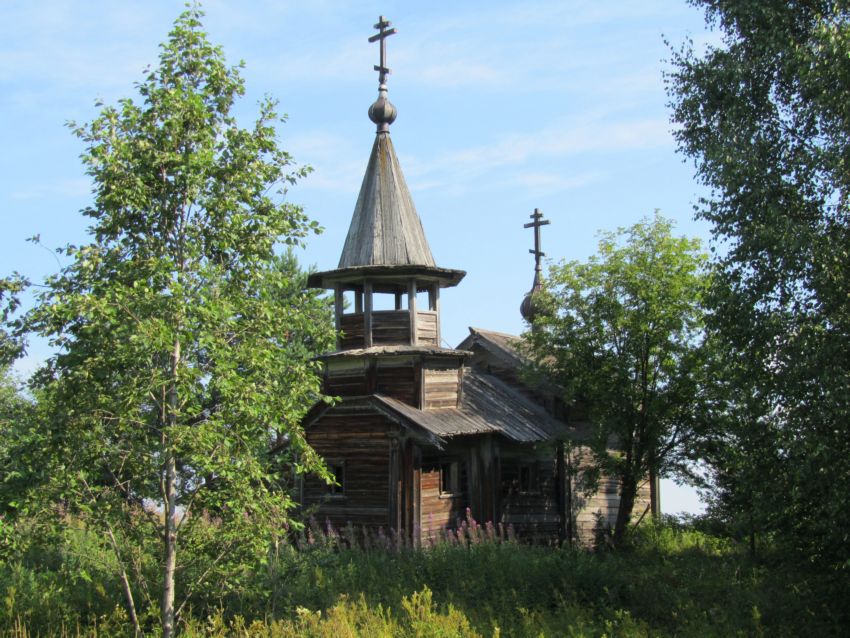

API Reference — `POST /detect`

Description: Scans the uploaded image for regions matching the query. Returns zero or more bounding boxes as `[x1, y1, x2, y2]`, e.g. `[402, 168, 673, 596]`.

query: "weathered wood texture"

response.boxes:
[499, 450, 560, 540]
[325, 362, 368, 396]
[339, 313, 366, 350]
[325, 358, 419, 406]
[338, 133, 436, 269]
[419, 466, 467, 541]
[302, 412, 396, 530]
[423, 364, 459, 409]
[416, 310, 438, 345]
[375, 361, 417, 405]
[338, 310, 437, 349]
[568, 446, 652, 545]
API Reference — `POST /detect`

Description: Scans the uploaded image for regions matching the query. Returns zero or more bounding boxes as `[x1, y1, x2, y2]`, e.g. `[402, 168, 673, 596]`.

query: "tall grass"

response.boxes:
[1, 515, 845, 636]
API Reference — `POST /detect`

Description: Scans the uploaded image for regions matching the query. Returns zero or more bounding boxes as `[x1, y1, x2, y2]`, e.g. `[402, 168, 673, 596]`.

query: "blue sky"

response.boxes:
[0, 0, 717, 513]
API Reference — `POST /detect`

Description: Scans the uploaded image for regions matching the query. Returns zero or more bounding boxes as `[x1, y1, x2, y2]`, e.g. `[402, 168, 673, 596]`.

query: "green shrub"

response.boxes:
[2, 517, 845, 637]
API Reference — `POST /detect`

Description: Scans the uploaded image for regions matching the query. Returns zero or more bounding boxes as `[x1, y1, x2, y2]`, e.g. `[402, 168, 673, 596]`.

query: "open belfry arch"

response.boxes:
[299, 17, 651, 544]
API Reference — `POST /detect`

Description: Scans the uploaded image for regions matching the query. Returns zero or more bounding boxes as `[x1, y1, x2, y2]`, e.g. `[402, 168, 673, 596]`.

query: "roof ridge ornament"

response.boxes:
[368, 16, 398, 133]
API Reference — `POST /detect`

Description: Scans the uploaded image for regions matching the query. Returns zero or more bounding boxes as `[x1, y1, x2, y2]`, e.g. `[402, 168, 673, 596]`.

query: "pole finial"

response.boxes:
[367, 16, 398, 132]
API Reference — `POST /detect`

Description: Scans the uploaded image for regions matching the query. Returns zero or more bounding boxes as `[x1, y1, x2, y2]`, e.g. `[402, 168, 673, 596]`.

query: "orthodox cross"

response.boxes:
[368, 16, 397, 85]
[524, 208, 550, 280]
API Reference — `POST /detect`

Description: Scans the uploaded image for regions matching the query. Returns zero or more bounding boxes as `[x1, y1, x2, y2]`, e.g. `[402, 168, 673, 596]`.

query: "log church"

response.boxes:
[299, 17, 652, 544]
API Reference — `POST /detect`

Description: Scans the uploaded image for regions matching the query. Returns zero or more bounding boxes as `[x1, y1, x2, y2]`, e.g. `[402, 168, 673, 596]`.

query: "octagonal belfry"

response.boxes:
[306, 21, 464, 353]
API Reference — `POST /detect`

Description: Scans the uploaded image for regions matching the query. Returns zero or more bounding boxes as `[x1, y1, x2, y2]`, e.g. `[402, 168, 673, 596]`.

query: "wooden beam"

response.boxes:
[408, 278, 417, 345]
[433, 285, 441, 346]
[364, 281, 373, 348]
[412, 444, 421, 548]
[334, 285, 343, 351]
[389, 437, 400, 532]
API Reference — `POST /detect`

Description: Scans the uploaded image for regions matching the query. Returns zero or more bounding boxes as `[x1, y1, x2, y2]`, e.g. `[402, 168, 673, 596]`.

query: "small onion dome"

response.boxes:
[520, 281, 544, 324]
[369, 84, 397, 132]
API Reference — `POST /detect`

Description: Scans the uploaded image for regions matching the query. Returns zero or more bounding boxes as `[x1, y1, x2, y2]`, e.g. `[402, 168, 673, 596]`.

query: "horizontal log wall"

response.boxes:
[423, 365, 459, 409]
[339, 314, 366, 350]
[372, 311, 411, 345]
[339, 311, 415, 349]
[569, 446, 652, 545]
[325, 362, 368, 396]
[303, 412, 394, 530]
[375, 362, 417, 406]
[416, 311, 438, 345]
[420, 466, 467, 541]
[500, 454, 560, 540]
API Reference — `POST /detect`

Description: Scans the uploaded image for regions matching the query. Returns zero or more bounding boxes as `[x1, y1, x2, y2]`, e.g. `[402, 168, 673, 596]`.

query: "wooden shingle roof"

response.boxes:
[338, 132, 434, 269]
[374, 367, 568, 445]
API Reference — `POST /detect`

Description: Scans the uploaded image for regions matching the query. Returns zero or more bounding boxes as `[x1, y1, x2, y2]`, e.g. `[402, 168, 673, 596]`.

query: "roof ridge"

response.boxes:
[468, 326, 521, 339]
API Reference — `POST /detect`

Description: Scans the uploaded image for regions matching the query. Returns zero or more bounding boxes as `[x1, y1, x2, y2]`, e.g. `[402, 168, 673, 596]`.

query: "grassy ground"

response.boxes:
[1, 518, 845, 637]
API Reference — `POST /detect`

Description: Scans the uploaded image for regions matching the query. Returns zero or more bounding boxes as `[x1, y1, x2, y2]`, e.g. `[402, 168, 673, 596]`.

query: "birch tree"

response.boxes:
[21, 7, 333, 636]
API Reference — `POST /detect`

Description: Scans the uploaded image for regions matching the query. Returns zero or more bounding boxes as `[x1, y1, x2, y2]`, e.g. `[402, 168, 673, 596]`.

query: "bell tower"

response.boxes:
[307, 16, 467, 409]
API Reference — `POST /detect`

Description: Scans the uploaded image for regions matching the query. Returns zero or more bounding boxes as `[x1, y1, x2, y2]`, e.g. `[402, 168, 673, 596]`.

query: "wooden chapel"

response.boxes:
[299, 16, 651, 544]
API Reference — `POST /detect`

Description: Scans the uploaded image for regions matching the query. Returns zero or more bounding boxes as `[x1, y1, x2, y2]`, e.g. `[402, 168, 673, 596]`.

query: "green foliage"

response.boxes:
[3, 5, 334, 634]
[668, 0, 850, 587]
[3, 517, 843, 637]
[0, 276, 27, 367]
[525, 213, 709, 542]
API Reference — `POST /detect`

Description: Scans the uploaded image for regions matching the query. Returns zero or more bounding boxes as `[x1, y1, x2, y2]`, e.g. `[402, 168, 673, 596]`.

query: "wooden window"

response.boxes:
[439, 461, 464, 496]
[327, 461, 345, 496]
[518, 463, 540, 494]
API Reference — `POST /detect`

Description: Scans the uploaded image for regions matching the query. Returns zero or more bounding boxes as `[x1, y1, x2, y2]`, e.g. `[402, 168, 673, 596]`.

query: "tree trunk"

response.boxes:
[161, 339, 180, 638]
[104, 527, 143, 638]
[649, 464, 660, 520]
[162, 450, 177, 638]
[613, 472, 638, 545]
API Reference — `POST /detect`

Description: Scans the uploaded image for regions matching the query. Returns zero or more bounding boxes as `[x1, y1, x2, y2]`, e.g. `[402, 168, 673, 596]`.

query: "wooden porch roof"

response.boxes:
[375, 367, 568, 444]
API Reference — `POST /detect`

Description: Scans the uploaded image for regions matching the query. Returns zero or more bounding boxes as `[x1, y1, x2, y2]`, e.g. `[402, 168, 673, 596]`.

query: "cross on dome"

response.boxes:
[525, 208, 551, 280]
[367, 16, 399, 133]
[368, 16, 397, 86]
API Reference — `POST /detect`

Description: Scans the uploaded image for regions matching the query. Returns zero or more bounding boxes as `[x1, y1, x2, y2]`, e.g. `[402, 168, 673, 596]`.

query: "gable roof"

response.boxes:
[305, 367, 569, 449]
[457, 327, 527, 367]
[338, 133, 435, 269]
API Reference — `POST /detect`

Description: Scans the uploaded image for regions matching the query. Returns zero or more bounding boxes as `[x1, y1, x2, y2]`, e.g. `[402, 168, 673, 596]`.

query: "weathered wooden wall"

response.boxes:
[325, 359, 368, 397]
[337, 310, 438, 349]
[416, 310, 438, 345]
[422, 363, 459, 409]
[499, 444, 561, 540]
[568, 446, 652, 545]
[302, 410, 396, 530]
[419, 465, 466, 542]
[376, 359, 417, 405]
[325, 357, 419, 406]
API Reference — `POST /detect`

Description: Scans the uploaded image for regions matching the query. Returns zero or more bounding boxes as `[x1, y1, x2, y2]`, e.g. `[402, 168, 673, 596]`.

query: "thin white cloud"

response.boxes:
[290, 109, 671, 197]
[432, 114, 671, 180]
[513, 170, 606, 193]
